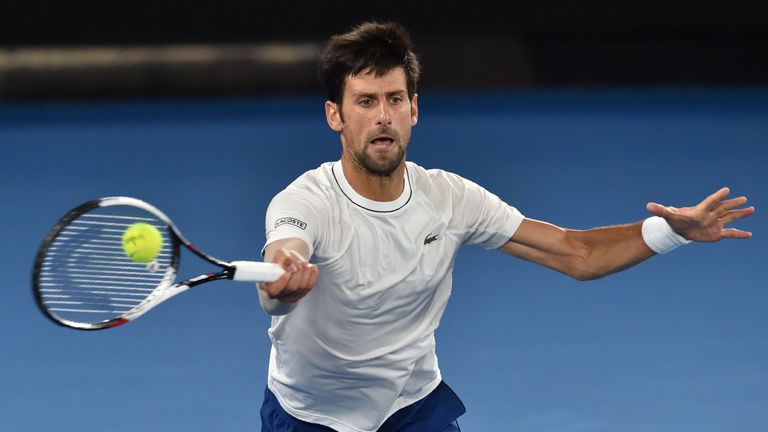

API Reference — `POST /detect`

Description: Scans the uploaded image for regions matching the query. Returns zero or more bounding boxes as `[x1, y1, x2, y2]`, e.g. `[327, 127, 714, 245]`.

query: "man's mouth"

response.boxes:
[370, 136, 395, 147]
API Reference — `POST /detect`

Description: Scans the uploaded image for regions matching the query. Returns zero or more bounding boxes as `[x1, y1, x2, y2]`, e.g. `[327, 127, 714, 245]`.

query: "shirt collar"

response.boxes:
[331, 160, 412, 213]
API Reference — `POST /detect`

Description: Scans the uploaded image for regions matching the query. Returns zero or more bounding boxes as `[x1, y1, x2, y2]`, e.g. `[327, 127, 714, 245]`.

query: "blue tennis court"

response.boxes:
[1, 87, 766, 431]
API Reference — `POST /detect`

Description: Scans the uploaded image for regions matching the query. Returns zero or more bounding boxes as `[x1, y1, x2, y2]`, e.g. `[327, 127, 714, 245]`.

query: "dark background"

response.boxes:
[1, 0, 766, 101]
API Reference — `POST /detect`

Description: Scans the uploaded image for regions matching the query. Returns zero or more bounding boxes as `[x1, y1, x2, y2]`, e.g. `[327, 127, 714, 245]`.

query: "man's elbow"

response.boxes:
[569, 269, 605, 282]
[565, 256, 608, 282]
[563, 238, 605, 281]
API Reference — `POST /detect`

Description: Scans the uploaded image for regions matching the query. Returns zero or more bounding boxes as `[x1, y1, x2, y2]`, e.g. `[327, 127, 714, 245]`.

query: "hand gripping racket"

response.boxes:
[32, 196, 283, 330]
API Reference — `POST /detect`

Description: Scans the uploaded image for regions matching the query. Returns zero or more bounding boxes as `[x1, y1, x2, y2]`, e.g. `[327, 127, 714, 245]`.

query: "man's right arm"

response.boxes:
[259, 238, 318, 315]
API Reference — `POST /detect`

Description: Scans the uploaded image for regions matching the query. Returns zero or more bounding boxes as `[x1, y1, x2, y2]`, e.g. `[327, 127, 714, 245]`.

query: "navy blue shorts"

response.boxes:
[260, 381, 465, 431]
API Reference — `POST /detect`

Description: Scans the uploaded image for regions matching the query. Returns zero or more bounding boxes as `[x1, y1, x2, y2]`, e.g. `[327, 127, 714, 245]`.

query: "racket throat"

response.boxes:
[115, 283, 190, 324]
[179, 271, 233, 288]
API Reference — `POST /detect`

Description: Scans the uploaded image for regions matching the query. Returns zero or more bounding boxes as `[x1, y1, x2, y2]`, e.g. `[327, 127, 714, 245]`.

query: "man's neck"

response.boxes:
[340, 157, 405, 202]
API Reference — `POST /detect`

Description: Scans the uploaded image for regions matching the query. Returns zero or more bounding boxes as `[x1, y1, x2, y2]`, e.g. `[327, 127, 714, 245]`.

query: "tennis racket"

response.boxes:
[33, 196, 283, 330]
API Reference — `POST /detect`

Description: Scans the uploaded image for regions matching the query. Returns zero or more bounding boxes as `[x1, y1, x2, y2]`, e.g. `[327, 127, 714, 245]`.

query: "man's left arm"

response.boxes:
[499, 187, 754, 281]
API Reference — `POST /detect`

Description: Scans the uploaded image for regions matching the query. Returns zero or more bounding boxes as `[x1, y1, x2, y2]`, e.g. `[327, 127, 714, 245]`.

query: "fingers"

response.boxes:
[259, 248, 318, 303]
[713, 196, 749, 215]
[647, 187, 754, 243]
[721, 228, 753, 239]
[649, 188, 750, 219]
[259, 271, 292, 297]
[701, 186, 731, 210]
[719, 206, 756, 224]
[712, 194, 754, 239]
[646, 202, 672, 218]
[646, 203, 685, 222]
[260, 263, 316, 302]
[279, 261, 318, 302]
[649, 187, 736, 216]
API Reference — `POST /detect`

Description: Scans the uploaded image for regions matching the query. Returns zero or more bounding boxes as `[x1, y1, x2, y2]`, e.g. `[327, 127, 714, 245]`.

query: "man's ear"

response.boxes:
[410, 93, 419, 126]
[325, 101, 343, 132]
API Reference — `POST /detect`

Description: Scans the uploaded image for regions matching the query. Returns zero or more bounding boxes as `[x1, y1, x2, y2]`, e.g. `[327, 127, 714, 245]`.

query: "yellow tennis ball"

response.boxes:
[122, 222, 163, 263]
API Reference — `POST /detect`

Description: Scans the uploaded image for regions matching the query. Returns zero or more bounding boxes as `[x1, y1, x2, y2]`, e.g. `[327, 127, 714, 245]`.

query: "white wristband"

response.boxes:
[641, 216, 691, 254]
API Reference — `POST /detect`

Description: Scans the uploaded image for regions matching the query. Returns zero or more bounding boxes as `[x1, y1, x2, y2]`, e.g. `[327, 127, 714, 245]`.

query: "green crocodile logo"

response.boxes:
[424, 233, 439, 245]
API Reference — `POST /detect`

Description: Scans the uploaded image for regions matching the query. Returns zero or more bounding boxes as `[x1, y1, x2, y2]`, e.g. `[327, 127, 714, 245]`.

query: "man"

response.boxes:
[257, 22, 754, 432]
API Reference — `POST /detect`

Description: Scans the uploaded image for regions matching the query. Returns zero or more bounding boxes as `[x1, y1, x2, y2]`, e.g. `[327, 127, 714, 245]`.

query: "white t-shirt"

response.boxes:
[263, 160, 524, 432]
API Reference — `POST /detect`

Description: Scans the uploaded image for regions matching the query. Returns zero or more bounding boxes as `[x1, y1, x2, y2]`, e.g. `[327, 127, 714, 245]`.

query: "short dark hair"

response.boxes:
[318, 21, 421, 106]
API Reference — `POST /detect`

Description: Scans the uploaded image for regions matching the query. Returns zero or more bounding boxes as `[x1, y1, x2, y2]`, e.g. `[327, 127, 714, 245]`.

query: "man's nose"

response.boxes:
[377, 102, 392, 125]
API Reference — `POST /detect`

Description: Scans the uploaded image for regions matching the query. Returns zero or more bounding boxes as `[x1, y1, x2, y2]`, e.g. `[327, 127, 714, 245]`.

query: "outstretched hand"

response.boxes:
[646, 187, 755, 242]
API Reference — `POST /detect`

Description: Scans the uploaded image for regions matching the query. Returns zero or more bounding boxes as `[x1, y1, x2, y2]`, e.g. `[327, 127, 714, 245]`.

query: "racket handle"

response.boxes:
[231, 261, 284, 283]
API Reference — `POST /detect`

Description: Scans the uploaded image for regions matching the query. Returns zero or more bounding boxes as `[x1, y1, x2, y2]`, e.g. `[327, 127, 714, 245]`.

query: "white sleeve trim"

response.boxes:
[484, 206, 526, 250]
[261, 231, 315, 259]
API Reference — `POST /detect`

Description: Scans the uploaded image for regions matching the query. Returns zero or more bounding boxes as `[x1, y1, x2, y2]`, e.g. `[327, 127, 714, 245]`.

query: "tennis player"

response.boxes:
[257, 22, 754, 432]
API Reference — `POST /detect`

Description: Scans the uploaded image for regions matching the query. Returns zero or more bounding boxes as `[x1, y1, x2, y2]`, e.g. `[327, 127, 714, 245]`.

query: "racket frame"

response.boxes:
[33, 196, 271, 330]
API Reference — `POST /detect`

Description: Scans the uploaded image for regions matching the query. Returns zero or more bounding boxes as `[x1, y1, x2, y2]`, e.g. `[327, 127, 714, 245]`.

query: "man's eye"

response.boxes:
[359, 99, 372, 107]
[391, 96, 403, 104]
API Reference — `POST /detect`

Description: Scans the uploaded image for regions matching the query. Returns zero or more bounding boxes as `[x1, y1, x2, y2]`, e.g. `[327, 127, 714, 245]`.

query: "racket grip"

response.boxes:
[231, 261, 284, 282]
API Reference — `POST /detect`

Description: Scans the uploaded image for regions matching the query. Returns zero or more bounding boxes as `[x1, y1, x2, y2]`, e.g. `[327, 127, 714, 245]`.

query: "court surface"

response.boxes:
[1, 88, 766, 431]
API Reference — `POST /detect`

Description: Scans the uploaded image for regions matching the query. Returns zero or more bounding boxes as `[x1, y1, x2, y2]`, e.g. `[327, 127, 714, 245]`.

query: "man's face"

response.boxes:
[325, 67, 418, 177]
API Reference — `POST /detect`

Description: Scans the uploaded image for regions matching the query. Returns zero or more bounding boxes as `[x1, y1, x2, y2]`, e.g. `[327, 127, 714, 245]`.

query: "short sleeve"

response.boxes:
[451, 175, 525, 249]
[263, 188, 322, 258]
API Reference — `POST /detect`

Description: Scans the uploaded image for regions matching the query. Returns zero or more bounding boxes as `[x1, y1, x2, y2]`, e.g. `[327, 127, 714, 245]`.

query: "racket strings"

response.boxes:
[38, 209, 175, 324]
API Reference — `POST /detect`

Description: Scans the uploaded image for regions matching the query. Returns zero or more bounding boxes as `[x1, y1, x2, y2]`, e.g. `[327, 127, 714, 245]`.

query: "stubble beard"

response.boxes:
[350, 126, 408, 177]
[354, 143, 406, 177]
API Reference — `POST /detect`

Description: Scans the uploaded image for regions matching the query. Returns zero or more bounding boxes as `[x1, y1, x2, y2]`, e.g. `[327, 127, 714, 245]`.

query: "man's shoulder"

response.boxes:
[407, 161, 469, 188]
[269, 162, 337, 210]
[283, 162, 336, 192]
